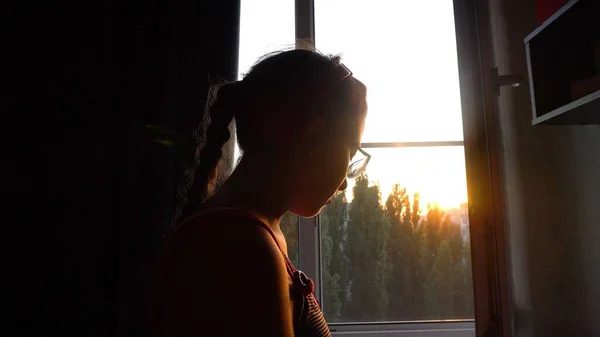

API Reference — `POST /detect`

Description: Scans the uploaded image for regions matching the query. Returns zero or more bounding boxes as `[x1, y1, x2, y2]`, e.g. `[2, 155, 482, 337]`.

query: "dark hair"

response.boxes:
[175, 49, 367, 223]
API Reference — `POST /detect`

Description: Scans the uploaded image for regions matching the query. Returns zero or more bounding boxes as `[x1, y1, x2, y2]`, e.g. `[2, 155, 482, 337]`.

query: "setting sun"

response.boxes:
[344, 146, 468, 210]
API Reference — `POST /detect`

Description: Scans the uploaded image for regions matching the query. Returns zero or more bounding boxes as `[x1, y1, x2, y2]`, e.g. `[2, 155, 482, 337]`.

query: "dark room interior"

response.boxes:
[6, 0, 599, 336]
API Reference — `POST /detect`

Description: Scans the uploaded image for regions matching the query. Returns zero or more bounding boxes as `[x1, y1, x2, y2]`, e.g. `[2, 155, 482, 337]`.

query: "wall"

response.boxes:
[489, 0, 600, 336]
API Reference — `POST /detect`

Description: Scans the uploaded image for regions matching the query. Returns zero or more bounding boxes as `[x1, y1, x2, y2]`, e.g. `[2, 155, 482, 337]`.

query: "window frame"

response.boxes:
[329, 321, 476, 336]
[292, 0, 511, 336]
[452, 1, 511, 336]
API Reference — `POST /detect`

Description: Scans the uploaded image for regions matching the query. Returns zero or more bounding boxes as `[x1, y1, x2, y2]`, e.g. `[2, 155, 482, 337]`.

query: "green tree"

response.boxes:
[454, 236, 474, 318]
[437, 211, 474, 319]
[415, 204, 473, 319]
[345, 175, 390, 321]
[414, 224, 432, 318]
[429, 240, 455, 316]
[280, 212, 299, 266]
[406, 192, 427, 319]
[384, 184, 414, 320]
[417, 204, 449, 318]
[320, 193, 348, 321]
[411, 193, 421, 231]
[319, 181, 475, 322]
[422, 204, 445, 266]
[320, 210, 341, 321]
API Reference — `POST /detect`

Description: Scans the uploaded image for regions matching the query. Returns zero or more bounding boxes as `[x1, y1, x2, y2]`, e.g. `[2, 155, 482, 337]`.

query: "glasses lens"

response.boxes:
[347, 158, 367, 178]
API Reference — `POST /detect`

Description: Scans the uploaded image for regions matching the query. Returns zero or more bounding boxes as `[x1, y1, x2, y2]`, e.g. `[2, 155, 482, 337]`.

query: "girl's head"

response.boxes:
[183, 49, 368, 219]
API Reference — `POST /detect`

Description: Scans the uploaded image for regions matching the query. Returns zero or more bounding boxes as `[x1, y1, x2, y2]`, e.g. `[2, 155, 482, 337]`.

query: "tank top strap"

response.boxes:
[183, 208, 296, 275]
[192, 208, 316, 297]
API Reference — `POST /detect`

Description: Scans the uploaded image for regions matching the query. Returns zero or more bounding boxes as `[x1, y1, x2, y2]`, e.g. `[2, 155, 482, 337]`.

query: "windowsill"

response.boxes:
[329, 320, 475, 337]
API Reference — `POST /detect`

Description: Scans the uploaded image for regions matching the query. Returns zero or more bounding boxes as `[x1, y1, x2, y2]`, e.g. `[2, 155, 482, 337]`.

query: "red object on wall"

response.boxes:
[535, 0, 569, 24]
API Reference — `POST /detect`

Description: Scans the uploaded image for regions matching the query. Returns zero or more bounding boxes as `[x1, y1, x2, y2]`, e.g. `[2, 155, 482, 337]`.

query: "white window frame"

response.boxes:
[329, 321, 475, 337]
[293, 0, 477, 335]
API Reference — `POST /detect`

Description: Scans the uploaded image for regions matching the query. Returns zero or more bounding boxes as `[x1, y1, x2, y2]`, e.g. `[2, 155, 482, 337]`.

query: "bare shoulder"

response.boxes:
[167, 217, 288, 292]
[158, 215, 293, 336]
[173, 214, 284, 267]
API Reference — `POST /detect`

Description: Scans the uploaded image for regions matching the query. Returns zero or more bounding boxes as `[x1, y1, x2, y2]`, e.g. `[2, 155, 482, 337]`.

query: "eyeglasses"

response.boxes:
[338, 63, 364, 178]
[339, 63, 353, 80]
[334, 61, 364, 178]
[347, 147, 371, 179]
[312, 47, 353, 80]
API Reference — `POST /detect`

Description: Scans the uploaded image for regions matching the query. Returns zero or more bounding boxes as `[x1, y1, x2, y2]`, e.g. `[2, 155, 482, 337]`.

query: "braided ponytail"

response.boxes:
[177, 81, 243, 223]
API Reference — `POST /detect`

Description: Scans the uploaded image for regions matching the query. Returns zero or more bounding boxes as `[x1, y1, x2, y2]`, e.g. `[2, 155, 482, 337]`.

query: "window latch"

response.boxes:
[493, 67, 523, 96]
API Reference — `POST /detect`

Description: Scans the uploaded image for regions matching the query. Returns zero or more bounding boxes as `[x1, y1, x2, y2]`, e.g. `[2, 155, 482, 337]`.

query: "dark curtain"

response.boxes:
[7, 1, 240, 336]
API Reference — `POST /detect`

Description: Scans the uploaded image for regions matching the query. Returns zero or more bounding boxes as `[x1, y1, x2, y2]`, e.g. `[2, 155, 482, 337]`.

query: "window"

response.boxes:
[236, 0, 511, 336]
[313, 0, 475, 330]
[319, 147, 473, 323]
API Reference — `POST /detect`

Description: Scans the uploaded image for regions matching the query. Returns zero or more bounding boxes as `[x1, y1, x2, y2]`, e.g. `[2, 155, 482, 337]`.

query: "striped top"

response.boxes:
[258, 216, 331, 337]
[119, 208, 330, 337]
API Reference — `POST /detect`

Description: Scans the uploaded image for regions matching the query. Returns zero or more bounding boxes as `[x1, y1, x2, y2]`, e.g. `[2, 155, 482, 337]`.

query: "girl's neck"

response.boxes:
[205, 156, 293, 229]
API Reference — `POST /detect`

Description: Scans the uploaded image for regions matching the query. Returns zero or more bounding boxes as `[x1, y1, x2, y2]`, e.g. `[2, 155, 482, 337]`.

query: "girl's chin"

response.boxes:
[293, 197, 335, 218]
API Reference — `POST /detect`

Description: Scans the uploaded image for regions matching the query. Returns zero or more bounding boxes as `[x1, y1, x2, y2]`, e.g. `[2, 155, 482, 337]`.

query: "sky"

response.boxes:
[238, 0, 467, 210]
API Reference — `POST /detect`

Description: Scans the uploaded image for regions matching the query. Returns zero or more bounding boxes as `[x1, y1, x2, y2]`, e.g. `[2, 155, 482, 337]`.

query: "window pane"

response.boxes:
[281, 212, 300, 266]
[239, 0, 295, 78]
[320, 147, 474, 322]
[315, 0, 464, 142]
[237, 0, 295, 161]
